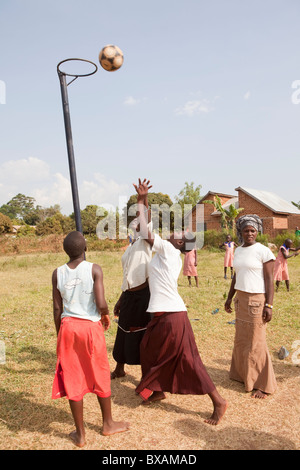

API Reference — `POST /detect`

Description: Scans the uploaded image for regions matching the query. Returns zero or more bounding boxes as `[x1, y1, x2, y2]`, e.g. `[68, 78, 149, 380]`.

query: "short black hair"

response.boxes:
[63, 231, 86, 258]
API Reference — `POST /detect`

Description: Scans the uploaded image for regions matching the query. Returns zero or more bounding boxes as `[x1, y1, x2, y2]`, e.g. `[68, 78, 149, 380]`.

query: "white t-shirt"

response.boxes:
[147, 234, 186, 313]
[233, 242, 276, 293]
[121, 237, 152, 291]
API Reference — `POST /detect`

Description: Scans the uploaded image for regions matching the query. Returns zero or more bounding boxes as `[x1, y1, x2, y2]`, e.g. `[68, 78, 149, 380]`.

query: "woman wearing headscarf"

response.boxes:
[225, 214, 277, 399]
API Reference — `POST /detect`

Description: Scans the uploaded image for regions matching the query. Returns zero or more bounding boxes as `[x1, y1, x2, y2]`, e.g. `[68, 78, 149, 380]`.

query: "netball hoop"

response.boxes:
[57, 58, 98, 234]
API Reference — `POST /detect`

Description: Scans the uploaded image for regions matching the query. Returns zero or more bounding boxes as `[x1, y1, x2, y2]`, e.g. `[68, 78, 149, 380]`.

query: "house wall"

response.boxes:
[189, 193, 233, 232]
[288, 214, 300, 232]
[187, 190, 300, 239]
[237, 191, 300, 238]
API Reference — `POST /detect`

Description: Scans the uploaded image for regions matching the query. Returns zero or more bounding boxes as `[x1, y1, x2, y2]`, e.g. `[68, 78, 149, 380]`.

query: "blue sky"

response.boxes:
[0, 0, 299, 215]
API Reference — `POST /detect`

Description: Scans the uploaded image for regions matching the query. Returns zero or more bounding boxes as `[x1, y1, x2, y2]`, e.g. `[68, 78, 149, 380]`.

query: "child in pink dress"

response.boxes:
[183, 248, 198, 287]
[274, 239, 300, 291]
[220, 235, 238, 279]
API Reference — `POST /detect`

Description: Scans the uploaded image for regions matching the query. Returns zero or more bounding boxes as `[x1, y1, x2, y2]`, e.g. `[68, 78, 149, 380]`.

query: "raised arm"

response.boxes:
[133, 178, 154, 246]
[281, 247, 299, 259]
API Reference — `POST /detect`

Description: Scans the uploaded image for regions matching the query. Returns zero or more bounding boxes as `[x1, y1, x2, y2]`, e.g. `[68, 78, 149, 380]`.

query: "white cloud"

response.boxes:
[0, 156, 130, 215]
[123, 95, 141, 106]
[0, 156, 50, 184]
[81, 173, 129, 211]
[32, 173, 72, 211]
[174, 99, 214, 116]
[244, 91, 251, 100]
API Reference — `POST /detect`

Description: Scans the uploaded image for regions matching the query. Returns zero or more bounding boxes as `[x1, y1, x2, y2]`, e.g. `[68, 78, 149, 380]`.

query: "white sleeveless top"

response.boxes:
[57, 261, 101, 322]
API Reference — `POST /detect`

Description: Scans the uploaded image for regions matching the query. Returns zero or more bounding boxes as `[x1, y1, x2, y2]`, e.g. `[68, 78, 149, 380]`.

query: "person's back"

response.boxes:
[57, 260, 100, 322]
[51, 231, 130, 447]
[147, 234, 186, 313]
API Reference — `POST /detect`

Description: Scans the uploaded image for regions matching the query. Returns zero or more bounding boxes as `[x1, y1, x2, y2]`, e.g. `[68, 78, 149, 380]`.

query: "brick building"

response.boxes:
[186, 186, 300, 238]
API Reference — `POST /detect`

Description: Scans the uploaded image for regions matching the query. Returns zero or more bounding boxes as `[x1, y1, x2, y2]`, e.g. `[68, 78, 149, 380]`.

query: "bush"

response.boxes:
[16, 224, 36, 237]
[203, 229, 238, 249]
[256, 233, 269, 246]
[273, 231, 298, 248]
[0, 213, 13, 233]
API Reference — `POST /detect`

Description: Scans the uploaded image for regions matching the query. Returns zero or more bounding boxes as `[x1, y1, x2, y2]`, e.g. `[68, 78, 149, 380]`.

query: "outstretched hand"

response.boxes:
[133, 178, 152, 200]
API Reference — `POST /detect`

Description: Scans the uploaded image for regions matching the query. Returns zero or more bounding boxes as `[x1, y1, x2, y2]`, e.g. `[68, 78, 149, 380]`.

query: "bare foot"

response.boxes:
[142, 391, 166, 405]
[69, 430, 86, 448]
[204, 400, 228, 425]
[102, 420, 130, 436]
[111, 370, 126, 379]
[251, 390, 268, 399]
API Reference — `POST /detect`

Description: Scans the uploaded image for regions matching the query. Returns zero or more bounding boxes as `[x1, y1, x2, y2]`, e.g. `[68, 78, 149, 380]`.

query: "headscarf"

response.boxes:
[236, 214, 263, 244]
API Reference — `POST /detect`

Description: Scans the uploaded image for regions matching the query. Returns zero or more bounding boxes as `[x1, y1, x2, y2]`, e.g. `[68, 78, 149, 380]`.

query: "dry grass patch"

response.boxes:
[0, 249, 299, 450]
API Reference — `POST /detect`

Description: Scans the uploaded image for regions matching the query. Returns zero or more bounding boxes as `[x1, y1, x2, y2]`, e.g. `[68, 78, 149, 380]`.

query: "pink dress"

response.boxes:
[274, 246, 289, 281]
[183, 249, 198, 276]
[224, 242, 234, 267]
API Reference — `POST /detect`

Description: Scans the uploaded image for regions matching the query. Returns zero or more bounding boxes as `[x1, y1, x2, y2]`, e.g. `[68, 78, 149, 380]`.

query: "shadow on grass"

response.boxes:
[174, 418, 297, 450]
[0, 388, 103, 442]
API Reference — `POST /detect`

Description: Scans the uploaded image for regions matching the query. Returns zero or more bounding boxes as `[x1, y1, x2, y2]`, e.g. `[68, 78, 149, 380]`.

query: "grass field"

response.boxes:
[0, 248, 299, 450]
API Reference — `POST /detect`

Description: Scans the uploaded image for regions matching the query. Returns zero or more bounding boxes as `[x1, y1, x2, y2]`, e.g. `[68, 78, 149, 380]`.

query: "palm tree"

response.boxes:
[203, 195, 229, 230]
[203, 195, 244, 234]
[224, 204, 244, 235]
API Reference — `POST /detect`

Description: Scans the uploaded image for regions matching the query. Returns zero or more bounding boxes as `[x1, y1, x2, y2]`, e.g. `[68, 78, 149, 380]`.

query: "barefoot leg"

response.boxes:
[251, 389, 268, 399]
[142, 391, 166, 405]
[111, 362, 126, 379]
[98, 396, 130, 436]
[69, 399, 86, 447]
[205, 389, 228, 425]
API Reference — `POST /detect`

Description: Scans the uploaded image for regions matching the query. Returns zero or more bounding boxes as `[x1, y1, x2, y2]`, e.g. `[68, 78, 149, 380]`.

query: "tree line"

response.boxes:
[0, 182, 202, 236]
[2, 187, 298, 238]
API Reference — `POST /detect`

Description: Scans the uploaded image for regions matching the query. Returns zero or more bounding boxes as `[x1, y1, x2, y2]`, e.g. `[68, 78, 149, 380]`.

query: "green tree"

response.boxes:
[224, 204, 244, 234]
[125, 192, 174, 232]
[0, 193, 36, 221]
[35, 215, 64, 235]
[70, 205, 108, 236]
[34, 204, 62, 223]
[175, 181, 202, 209]
[203, 195, 229, 230]
[35, 212, 75, 236]
[203, 195, 244, 233]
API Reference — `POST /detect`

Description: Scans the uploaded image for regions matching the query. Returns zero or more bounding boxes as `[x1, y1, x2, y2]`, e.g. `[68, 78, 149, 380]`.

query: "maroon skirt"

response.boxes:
[135, 311, 216, 399]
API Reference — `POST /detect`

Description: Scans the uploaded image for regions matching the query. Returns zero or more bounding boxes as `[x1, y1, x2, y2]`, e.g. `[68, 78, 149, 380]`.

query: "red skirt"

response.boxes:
[52, 317, 111, 402]
[135, 311, 216, 399]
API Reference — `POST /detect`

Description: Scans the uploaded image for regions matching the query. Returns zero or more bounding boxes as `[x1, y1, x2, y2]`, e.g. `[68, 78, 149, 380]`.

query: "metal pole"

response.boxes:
[58, 71, 83, 234]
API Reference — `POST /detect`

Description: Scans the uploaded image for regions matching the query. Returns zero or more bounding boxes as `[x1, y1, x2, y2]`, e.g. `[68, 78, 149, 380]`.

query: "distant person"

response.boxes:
[295, 226, 300, 239]
[134, 179, 227, 426]
[220, 234, 238, 279]
[225, 215, 277, 399]
[51, 231, 130, 448]
[183, 247, 199, 287]
[274, 238, 300, 292]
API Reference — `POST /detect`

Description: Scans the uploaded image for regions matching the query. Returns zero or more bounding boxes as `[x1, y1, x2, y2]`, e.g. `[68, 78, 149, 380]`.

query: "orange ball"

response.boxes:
[99, 45, 124, 72]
